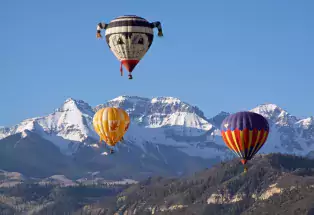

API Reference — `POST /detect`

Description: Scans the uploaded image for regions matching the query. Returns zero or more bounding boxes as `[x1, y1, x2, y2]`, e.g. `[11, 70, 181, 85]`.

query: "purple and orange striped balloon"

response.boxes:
[221, 111, 269, 172]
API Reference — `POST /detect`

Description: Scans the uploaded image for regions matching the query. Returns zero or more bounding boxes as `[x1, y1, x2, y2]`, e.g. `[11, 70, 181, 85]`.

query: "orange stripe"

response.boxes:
[233, 129, 241, 150]
[226, 130, 237, 152]
[231, 130, 242, 154]
[229, 130, 242, 154]
[225, 130, 242, 158]
[222, 132, 233, 151]
[222, 132, 240, 157]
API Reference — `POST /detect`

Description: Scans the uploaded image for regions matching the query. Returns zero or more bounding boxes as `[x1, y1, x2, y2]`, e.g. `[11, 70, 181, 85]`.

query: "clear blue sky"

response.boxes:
[1, 0, 313, 126]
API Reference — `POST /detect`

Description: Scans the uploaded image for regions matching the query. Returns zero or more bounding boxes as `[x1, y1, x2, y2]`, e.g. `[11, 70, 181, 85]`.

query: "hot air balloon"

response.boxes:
[220, 111, 269, 173]
[96, 15, 163, 79]
[93, 107, 129, 154]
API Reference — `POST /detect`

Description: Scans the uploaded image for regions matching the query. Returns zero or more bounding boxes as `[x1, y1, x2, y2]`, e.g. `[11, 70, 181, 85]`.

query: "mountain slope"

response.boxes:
[252, 103, 314, 155]
[0, 131, 85, 178]
[0, 154, 313, 215]
[80, 154, 314, 215]
[0, 127, 221, 180]
[0, 98, 98, 155]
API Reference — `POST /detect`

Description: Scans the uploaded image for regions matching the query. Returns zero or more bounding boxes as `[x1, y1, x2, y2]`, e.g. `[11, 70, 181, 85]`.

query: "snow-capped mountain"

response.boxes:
[96, 95, 211, 132]
[0, 96, 313, 179]
[0, 98, 98, 155]
[95, 96, 221, 158]
[250, 103, 314, 154]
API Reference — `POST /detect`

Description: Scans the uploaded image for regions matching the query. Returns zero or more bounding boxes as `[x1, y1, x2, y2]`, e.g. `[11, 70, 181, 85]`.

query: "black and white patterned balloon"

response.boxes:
[97, 15, 163, 78]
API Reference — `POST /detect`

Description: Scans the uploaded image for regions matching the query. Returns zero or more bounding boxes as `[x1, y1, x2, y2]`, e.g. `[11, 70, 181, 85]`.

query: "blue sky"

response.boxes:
[1, 0, 313, 126]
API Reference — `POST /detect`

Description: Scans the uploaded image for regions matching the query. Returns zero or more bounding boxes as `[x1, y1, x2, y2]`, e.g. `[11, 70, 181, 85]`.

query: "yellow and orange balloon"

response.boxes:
[93, 107, 130, 147]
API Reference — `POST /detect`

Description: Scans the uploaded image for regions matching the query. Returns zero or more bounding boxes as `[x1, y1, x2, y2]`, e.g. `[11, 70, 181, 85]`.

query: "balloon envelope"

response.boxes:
[220, 111, 269, 165]
[93, 107, 129, 147]
[99, 15, 162, 74]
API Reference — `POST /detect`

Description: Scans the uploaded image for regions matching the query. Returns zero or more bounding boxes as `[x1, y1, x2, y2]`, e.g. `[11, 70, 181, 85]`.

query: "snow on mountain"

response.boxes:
[0, 96, 313, 163]
[94, 96, 225, 159]
[96, 96, 213, 136]
[0, 98, 98, 155]
[296, 117, 314, 130]
[250, 104, 314, 155]
[96, 98, 314, 158]
[250, 103, 298, 126]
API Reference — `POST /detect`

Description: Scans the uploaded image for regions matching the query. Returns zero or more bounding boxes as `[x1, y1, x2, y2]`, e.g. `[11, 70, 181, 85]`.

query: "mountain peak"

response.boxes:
[63, 97, 89, 107]
[95, 95, 209, 133]
[216, 111, 230, 116]
[109, 95, 150, 103]
[208, 111, 230, 128]
[109, 95, 187, 105]
[251, 103, 298, 126]
[64, 97, 76, 103]
[251, 103, 286, 118]
[252, 103, 284, 113]
[99, 95, 204, 117]
[57, 98, 94, 116]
